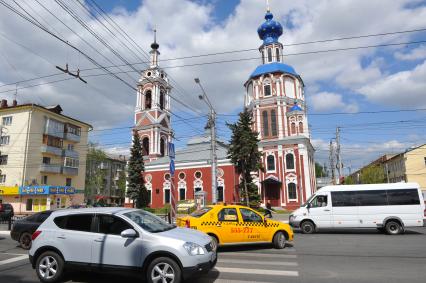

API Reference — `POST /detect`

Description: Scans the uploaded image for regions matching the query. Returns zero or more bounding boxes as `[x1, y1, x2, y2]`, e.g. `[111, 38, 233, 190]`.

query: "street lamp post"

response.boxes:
[194, 78, 217, 204]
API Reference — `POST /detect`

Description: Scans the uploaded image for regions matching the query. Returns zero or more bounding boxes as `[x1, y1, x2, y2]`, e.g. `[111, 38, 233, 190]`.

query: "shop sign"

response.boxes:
[20, 186, 76, 195]
[0, 186, 19, 195]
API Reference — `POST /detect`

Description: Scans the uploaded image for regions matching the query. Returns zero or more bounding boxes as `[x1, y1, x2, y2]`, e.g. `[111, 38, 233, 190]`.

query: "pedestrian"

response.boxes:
[264, 200, 273, 218]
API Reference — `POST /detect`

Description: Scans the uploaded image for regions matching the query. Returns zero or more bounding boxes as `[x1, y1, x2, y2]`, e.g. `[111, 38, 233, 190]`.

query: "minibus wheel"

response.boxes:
[300, 220, 315, 234]
[385, 220, 403, 235]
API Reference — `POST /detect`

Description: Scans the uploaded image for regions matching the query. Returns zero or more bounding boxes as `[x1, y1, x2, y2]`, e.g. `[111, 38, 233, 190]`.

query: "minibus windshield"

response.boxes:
[301, 194, 316, 207]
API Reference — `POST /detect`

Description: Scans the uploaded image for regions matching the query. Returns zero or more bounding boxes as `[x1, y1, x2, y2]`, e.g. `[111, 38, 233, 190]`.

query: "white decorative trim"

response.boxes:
[193, 179, 203, 191]
[163, 181, 171, 204]
[217, 177, 225, 202]
[285, 175, 298, 202]
[178, 180, 187, 200]
[284, 150, 296, 172]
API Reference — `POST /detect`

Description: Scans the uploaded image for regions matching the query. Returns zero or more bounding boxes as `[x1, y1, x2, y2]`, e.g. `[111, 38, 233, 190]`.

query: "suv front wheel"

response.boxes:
[35, 251, 64, 283]
[147, 257, 182, 283]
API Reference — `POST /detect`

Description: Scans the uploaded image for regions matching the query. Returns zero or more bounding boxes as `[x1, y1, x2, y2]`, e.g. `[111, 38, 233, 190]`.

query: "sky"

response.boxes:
[1, 0, 426, 175]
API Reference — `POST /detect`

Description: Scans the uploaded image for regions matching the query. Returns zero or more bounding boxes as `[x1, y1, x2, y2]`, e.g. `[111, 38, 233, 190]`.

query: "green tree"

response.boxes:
[126, 132, 149, 208]
[360, 165, 385, 184]
[227, 108, 263, 207]
[344, 175, 356, 184]
[315, 162, 327, 177]
[85, 143, 107, 204]
[116, 170, 127, 199]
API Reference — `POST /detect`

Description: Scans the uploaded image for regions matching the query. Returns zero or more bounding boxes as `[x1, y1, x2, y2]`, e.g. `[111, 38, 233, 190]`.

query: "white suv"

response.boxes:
[29, 208, 217, 283]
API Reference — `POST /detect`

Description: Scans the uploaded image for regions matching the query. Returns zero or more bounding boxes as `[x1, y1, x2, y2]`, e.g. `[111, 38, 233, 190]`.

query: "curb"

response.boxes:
[0, 230, 11, 235]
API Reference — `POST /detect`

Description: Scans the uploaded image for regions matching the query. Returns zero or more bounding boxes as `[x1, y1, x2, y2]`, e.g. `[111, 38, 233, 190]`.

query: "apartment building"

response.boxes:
[0, 100, 92, 213]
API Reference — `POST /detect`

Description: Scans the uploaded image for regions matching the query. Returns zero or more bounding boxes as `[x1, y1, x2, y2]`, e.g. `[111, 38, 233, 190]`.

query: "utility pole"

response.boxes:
[195, 78, 217, 204]
[336, 127, 342, 184]
[329, 140, 336, 185]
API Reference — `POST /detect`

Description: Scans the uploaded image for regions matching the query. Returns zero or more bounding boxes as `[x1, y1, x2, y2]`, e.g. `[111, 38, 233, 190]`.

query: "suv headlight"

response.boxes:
[183, 242, 205, 256]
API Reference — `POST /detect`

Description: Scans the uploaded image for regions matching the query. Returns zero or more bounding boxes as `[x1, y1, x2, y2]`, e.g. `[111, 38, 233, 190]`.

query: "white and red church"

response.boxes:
[127, 8, 316, 210]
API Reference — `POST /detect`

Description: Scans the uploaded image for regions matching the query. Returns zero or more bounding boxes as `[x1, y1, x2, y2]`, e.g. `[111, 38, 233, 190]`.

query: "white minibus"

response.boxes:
[289, 183, 425, 235]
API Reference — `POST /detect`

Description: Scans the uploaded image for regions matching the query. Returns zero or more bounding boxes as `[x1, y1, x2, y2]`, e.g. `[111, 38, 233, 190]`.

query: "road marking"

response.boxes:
[2, 253, 27, 256]
[218, 258, 298, 266]
[215, 267, 299, 277]
[0, 255, 28, 266]
[200, 279, 283, 283]
[220, 252, 297, 259]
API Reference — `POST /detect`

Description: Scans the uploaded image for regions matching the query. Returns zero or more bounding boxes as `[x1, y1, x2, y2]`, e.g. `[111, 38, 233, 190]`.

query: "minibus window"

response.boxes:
[331, 191, 358, 207]
[310, 195, 328, 208]
[387, 189, 420, 205]
[358, 190, 387, 206]
[302, 195, 315, 207]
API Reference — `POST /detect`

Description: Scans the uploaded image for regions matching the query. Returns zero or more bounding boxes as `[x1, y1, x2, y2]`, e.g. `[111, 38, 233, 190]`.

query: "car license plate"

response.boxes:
[211, 252, 217, 262]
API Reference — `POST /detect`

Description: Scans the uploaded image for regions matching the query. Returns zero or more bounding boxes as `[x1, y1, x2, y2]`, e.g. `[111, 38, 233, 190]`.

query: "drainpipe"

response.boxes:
[21, 105, 34, 214]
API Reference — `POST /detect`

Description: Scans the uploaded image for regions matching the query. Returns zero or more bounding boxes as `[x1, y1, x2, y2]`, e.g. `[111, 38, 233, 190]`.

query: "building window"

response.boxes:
[66, 124, 81, 136]
[2, 116, 12, 126]
[64, 157, 79, 168]
[42, 175, 48, 185]
[262, 111, 269, 137]
[160, 138, 165, 157]
[263, 84, 271, 96]
[0, 174, 5, 183]
[147, 189, 152, 204]
[1, 136, 10, 145]
[67, 144, 74, 150]
[66, 178, 72, 186]
[194, 187, 202, 193]
[288, 183, 297, 200]
[0, 155, 8, 165]
[179, 188, 186, 201]
[142, 137, 149, 155]
[424, 157, 426, 166]
[267, 48, 272, 62]
[164, 189, 171, 204]
[217, 186, 224, 202]
[291, 122, 296, 134]
[195, 171, 202, 179]
[26, 199, 33, 211]
[179, 172, 185, 180]
[270, 110, 277, 136]
[145, 90, 152, 109]
[164, 173, 171, 181]
[160, 90, 165, 110]
[267, 155, 275, 171]
[276, 48, 280, 62]
[42, 157, 51, 164]
[286, 153, 295, 170]
[298, 122, 304, 133]
[43, 135, 63, 148]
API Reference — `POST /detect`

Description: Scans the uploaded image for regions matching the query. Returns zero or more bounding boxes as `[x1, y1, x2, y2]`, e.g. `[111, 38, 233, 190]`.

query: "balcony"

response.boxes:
[40, 164, 61, 174]
[63, 149, 79, 159]
[62, 166, 78, 176]
[64, 132, 81, 142]
[41, 145, 63, 156]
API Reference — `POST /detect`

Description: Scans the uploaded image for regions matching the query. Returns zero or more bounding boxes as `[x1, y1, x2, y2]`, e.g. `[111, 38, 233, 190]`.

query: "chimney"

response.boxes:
[12, 100, 17, 107]
[0, 99, 8, 108]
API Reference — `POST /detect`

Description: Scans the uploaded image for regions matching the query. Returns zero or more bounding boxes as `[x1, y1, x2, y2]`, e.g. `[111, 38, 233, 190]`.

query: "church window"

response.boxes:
[264, 84, 271, 96]
[160, 138, 165, 157]
[288, 183, 297, 200]
[145, 90, 152, 109]
[160, 90, 165, 110]
[195, 171, 202, 179]
[147, 71, 151, 77]
[247, 82, 253, 98]
[286, 154, 295, 170]
[291, 122, 296, 134]
[217, 186, 224, 202]
[179, 188, 186, 200]
[270, 110, 277, 136]
[164, 173, 171, 181]
[299, 122, 304, 133]
[267, 155, 275, 171]
[267, 48, 272, 62]
[179, 172, 185, 180]
[276, 48, 280, 62]
[262, 111, 269, 137]
[142, 137, 149, 155]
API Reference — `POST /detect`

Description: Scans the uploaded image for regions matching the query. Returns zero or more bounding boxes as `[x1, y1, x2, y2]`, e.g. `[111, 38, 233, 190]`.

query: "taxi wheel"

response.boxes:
[272, 232, 286, 249]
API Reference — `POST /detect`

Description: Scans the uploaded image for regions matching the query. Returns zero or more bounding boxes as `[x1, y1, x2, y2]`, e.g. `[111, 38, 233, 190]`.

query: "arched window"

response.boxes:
[179, 188, 186, 200]
[286, 153, 295, 170]
[267, 155, 275, 171]
[217, 186, 224, 202]
[264, 83, 271, 96]
[288, 183, 297, 200]
[298, 122, 304, 133]
[160, 90, 165, 110]
[267, 48, 272, 62]
[145, 90, 152, 109]
[160, 138, 165, 157]
[270, 110, 277, 136]
[164, 189, 171, 204]
[142, 137, 149, 155]
[262, 111, 269, 137]
[276, 48, 280, 62]
[291, 122, 296, 134]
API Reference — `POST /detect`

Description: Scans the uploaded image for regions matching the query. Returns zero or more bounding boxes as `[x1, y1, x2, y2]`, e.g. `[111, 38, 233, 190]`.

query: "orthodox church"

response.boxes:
[127, 7, 316, 209]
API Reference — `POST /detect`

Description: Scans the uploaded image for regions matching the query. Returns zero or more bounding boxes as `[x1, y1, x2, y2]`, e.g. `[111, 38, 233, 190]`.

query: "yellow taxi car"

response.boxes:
[177, 204, 293, 249]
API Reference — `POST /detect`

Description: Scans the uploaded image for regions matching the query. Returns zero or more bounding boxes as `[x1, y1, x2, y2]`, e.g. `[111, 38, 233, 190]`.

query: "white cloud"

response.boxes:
[394, 45, 426, 61]
[103, 146, 130, 158]
[358, 60, 426, 107]
[309, 92, 358, 113]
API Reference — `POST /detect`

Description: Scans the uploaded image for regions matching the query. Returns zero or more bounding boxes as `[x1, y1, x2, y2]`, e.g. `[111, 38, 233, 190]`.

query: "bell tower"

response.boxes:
[134, 31, 172, 161]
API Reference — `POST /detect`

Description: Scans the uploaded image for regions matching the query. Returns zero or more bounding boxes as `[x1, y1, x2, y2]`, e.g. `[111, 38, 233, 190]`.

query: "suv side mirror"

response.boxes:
[121, 229, 137, 238]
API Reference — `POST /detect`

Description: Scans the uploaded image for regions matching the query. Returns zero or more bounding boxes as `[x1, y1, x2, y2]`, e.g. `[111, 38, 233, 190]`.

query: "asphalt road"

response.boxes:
[1, 227, 425, 283]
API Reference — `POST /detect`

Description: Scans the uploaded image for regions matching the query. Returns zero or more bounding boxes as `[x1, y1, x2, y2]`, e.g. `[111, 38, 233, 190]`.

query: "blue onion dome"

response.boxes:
[289, 102, 303, 112]
[257, 11, 283, 45]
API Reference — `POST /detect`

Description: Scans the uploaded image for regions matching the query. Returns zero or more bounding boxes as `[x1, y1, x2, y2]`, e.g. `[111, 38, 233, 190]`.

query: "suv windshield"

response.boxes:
[123, 210, 175, 233]
[190, 207, 212, 218]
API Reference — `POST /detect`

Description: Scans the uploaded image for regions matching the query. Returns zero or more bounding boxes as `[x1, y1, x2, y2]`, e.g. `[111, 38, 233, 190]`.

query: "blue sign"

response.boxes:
[168, 142, 175, 159]
[169, 159, 175, 176]
[20, 186, 76, 195]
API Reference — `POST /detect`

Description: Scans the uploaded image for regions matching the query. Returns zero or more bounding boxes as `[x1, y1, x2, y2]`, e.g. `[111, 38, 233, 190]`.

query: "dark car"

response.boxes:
[10, 210, 53, 249]
[0, 203, 14, 220]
